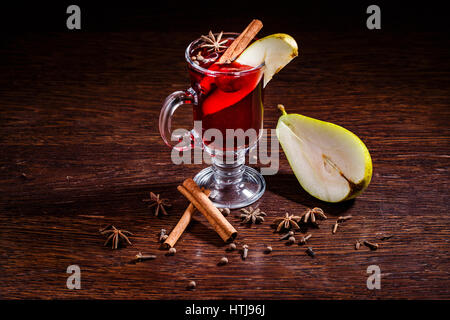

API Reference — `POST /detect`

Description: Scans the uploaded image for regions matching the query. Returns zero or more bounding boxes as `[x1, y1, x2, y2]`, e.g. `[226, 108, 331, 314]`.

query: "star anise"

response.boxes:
[200, 31, 228, 52]
[272, 213, 301, 232]
[240, 206, 266, 224]
[300, 207, 327, 226]
[100, 225, 133, 249]
[143, 192, 171, 216]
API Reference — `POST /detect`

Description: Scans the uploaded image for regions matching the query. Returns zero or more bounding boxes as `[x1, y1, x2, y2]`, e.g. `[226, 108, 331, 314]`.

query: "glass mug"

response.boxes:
[159, 33, 266, 209]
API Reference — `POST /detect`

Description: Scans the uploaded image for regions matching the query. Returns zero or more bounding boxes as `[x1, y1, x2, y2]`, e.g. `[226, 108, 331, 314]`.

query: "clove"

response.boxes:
[332, 222, 339, 234]
[218, 207, 230, 217]
[299, 234, 312, 245]
[305, 247, 315, 258]
[218, 257, 228, 265]
[337, 215, 352, 223]
[20, 172, 33, 180]
[363, 240, 379, 250]
[159, 229, 167, 242]
[134, 252, 156, 262]
[188, 280, 196, 290]
[287, 236, 296, 244]
[279, 231, 294, 241]
[242, 244, 249, 260]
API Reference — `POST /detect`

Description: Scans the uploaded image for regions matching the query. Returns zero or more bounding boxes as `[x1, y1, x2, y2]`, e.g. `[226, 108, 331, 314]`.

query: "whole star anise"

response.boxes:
[300, 207, 327, 226]
[240, 206, 266, 224]
[272, 213, 301, 232]
[143, 192, 171, 216]
[100, 225, 133, 249]
[200, 31, 228, 52]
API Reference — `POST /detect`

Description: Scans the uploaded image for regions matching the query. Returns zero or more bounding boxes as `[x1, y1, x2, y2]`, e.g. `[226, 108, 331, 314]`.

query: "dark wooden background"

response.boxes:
[0, 2, 449, 299]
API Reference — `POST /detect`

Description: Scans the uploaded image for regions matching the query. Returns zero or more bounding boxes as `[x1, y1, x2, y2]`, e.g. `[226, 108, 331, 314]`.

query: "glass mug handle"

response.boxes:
[159, 88, 198, 151]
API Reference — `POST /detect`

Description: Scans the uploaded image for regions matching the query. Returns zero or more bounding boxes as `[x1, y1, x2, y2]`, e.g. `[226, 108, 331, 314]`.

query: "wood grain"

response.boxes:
[0, 29, 449, 299]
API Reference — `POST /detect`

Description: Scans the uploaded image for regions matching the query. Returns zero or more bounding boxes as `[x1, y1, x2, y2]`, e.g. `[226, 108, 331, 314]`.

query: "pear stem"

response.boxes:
[277, 104, 287, 116]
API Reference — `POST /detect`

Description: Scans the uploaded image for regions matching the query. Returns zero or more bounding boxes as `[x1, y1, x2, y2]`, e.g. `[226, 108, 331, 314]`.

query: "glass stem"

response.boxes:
[211, 150, 246, 185]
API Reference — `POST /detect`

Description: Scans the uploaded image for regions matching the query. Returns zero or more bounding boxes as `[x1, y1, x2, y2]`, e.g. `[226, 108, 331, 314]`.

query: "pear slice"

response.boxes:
[276, 105, 372, 202]
[235, 33, 298, 87]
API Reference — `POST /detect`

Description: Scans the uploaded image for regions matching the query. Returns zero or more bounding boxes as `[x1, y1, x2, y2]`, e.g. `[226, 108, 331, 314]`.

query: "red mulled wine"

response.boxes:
[187, 35, 264, 151]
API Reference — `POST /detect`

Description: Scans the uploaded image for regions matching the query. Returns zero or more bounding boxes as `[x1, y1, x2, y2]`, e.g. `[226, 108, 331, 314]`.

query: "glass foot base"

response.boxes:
[193, 165, 266, 209]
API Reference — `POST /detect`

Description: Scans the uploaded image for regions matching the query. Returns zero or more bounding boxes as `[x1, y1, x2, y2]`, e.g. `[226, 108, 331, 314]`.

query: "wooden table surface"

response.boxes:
[0, 19, 449, 299]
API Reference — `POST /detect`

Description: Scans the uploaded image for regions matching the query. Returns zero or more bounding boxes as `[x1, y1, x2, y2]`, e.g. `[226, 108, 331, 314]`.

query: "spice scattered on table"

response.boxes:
[279, 231, 294, 240]
[337, 215, 352, 223]
[159, 228, 168, 242]
[218, 207, 230, 217]
[163, 188, 211, 249]
[332, 214, 352, 234]
[134, 252, 156, 262]
[20, 172, 34, 180]
[301, 207, 327, 227]
[143, 192, 171, 216]
[363, 240, 379, 250]
[188, 281, 196, 290]
[100, 225, 133, 249]
[178, 178, 237, 242]
[239, 206, 266, 224]
[242, 244, 249, 260]
[332, 222, 339, 234]
[218, 257, 228, 266]
[298, 234, 312, 245]
[273, 213, 301, 232]
[305, 247, 315, 258]
[109, 177, 376, 286]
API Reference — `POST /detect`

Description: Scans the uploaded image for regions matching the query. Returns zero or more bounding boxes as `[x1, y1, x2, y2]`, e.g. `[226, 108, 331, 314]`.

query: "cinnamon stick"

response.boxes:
[163, 188, 211, 248]
[177, 178, 237, 242]
[218, 19, 263, 64]
[178, 185, 230, 241]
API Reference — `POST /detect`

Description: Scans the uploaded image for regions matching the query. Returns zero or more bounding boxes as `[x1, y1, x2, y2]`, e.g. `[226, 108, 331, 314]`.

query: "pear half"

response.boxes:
[236, 33, 298, 87]
[276, 105, 372, 202]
